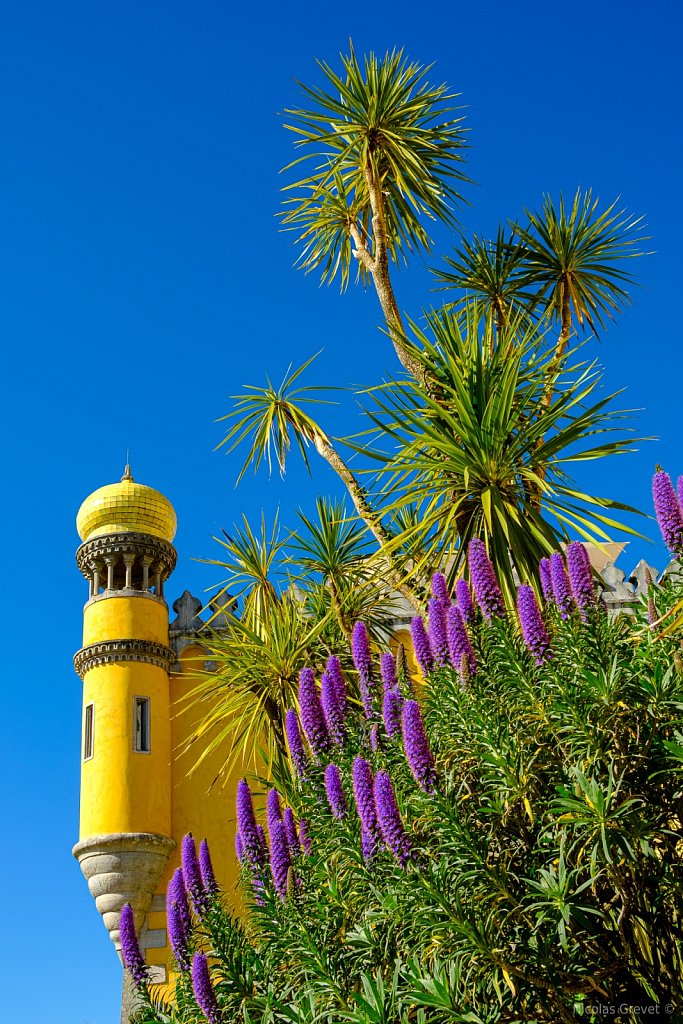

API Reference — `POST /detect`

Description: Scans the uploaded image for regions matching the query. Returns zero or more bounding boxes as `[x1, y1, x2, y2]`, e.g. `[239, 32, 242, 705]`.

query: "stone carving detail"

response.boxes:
[169, 588, 236, 662]
[76, 531, 177, 581]
[73, 832, 175, 955]
[169, 590, 204, 633]
[74, 639, 175, 678]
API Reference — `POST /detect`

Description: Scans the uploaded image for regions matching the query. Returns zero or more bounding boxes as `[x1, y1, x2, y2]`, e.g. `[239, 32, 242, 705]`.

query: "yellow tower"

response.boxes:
[73, 466, 178, 968]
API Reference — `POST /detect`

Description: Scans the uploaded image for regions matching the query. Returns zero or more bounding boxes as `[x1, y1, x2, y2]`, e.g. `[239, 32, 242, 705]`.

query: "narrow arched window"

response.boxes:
[83, 703, 94, 760]
[133, 697, 151, 753]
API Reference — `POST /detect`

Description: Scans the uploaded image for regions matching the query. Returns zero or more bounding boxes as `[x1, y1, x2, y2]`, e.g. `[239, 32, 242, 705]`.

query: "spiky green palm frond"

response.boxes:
[282, 45, 470, 287]
[202, 511, 286, 633]
[512, 188, 648, 336]
[361, 308, 644, 601]
[288, 497, 374, 579]
[434, 227, 534, 330]
[181, 594, 332, 782]
[216, 352, 338, 483]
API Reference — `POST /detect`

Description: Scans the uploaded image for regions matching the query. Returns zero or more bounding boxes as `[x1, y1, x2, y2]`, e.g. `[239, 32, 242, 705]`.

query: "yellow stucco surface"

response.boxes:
[144, 644, 253, 995]
[83, 594, 168, 646]
[80, 659, 171, 838]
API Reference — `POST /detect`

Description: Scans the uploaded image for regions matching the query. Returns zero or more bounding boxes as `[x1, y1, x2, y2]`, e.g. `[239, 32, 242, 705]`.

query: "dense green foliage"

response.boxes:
[133, 569, 683, 1024]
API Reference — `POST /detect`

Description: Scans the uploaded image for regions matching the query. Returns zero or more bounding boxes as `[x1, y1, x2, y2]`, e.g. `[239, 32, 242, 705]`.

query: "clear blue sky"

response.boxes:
[0, 2, 680, 1020]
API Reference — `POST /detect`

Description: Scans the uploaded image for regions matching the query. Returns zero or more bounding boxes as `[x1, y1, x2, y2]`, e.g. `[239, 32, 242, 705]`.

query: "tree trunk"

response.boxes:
[312, 432, 424, 613]
[530, 278, 573, 507]
[349, 165, 437, 394]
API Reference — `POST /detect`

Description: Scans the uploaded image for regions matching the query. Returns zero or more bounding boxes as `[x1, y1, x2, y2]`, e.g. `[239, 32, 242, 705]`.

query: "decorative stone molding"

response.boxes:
[76, 531, 177, 581]
[74, 639, 175, 678]
[73, 832, 175, 956]
[169, 589, 236, 664]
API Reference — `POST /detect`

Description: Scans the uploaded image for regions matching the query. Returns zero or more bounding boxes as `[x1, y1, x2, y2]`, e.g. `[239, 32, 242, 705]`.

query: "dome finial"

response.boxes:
[121, 463, 134, 482]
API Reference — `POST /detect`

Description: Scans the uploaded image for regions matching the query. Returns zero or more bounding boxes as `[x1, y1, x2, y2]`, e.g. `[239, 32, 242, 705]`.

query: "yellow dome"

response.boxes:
[77, 466, 177, 543]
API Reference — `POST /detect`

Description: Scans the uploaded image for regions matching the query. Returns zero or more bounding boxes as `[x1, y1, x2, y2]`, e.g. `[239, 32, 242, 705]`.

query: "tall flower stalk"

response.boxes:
[402, 700, 437, 793]
[411, 616, 434, 675]
[455, 577, 476, 623]
[468, 538, 505, 620]
[269, 819, 292, 900]
[298, 667, 331, 757]
[120, 903, 148, 988]
[446, 605, 476, 679]
[236, 780, 267, 871]
[192, 951, 222, 1024]
[653, 469, 683, 556]
[182, 833, 209, 918]
[517, 585, 552, 665]
[285, 709, 308, 777]
[374, 769, 412, 865]
[352, 621, 375, 718]
[352, 757, 381, 860]
[324, 763, 347, 819]
[428, 598, 449, 666]
[566, 542, 594, 618]
[550, 552, 574, 619]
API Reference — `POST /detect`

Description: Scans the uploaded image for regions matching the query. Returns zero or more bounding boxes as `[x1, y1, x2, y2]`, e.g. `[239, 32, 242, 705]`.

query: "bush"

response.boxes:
[128, 527, 683, 1024]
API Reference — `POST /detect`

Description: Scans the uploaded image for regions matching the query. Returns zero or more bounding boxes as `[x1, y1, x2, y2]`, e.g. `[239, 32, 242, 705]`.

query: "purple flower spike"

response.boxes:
[326, 656, 347, 715]
[299, 667, 331, 758]
[411, 616, 434, 675]
[382, 686, 403, 739]
[167, 868, 191, 944]
[120, 903, 148, 988]
[299, 818, 312, 855]
[374, 769, 412, 866]
[517, 585, 552, 665]
[256, 825, 268, 859]
[566, 542, 594, 618]
[192, 951, 221, 1024]
[285, 709, 308, 776]
[678, 476, 683, 512]
[321, 670, 346, 745]
[269, 819, 291, 900]
[236, 780, 267, 870]
[550, 552, 574, 619]
[352, 621, 375, 718]
[182, 833, 208, 918]
[199, 839, 219, 898]
[324, 763, 347, 819]
[653, 469, 683, 556]
[539, 558, 553, 603]
[446, 605, 476, 679]
[428, 599, 450, 666]
[455, 578, 476, 624]
[431, 572, 451, 605]
[380, 652, 398, 690]
[468, 539, 505, 620]
[235, 830, 244, 863]
[167, 873, 191, 972]
[352, 757, 381, 859]
[167, 898, 190, 972]
[402, 700, 437, 794]
[267, 788, 283, 836]
[283, 807, 300, 856]
[361, 827, 378, 862]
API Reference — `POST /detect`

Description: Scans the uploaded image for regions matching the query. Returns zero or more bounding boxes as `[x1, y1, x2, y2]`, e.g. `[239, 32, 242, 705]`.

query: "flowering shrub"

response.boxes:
[127, 491, 683, 1024]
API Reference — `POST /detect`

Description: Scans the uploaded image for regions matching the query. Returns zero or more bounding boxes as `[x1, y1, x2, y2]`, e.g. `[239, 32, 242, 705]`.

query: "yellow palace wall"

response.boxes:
[143, 644, 249, 988]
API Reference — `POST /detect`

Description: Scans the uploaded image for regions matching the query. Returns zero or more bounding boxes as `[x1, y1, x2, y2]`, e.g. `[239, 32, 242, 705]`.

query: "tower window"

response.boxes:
[133, 697, 151, 753]
[83, 703, 94, 760]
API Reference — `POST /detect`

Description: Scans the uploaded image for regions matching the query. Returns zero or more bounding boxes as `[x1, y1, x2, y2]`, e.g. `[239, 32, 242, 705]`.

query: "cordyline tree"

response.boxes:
[218, 45, 647, 604]
[190, 43, 648, 789]
[124, 471, 683, 1024]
